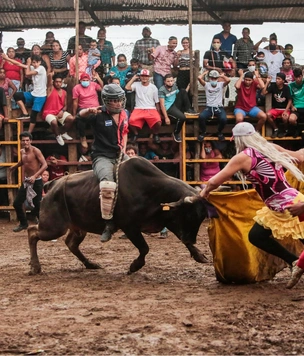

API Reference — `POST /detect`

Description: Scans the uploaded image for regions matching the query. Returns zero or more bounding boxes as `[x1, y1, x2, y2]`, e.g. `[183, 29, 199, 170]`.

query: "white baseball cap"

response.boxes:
[232, 122, 256, 137]
[209, 70, 219, 78]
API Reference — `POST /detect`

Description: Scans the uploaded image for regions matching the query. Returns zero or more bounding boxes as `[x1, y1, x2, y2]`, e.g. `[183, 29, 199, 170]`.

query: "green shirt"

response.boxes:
[289, 80, 304, 108]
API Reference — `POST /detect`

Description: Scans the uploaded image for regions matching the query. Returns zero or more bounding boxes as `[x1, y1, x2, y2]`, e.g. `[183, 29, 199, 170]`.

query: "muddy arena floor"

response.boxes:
[0, 216, 304, 356]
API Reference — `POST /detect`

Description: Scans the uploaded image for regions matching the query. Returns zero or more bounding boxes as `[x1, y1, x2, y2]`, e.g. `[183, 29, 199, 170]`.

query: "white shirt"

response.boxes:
[31, 65, 47, 97]
[259, 48, 284, 83]
[205, 82, 224, 107]
[131, 82, 159, 109]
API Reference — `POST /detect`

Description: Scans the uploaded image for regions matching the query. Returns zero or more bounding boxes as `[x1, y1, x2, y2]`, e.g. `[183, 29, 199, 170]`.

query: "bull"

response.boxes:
[28, 157, 209, 275]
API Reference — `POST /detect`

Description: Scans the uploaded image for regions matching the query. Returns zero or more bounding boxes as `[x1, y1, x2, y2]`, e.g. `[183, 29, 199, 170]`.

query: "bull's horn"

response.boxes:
[161, 195, 200, 208]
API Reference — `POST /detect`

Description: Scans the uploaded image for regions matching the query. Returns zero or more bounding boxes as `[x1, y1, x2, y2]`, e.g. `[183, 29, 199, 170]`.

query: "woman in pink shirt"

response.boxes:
[0, 68, 17, 99]
[1, 47, 24, 90]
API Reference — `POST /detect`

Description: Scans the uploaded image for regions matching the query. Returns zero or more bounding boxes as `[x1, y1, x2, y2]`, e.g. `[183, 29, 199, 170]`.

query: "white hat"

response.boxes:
[209, 70, 219, 78]
[232, 122, 255, 137]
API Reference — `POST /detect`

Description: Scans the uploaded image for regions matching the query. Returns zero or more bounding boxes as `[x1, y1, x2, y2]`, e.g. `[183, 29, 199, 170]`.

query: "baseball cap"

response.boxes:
[143, 26, 151, 32]
[80, 73, 90, 80]
[232, 122, 256, 137]
[140, 69, 150, 76]
[209, 70, 219, 78]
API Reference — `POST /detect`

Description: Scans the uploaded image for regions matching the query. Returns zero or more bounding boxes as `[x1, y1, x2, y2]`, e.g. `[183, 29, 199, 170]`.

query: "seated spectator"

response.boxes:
[4, 54, 47, 133]
[284, 44, 295, 66]
[27, 45, 51, 74]
[125, 58, 141, 111]
[67, 21, 93, 55]
[108, 77, 121, 85]
[0, 144, 8, 205]
[234, 70, 267, 132]
[256, 74, 268, 107]
[0, 68, 17, 102]
[150, 36, 178, 89]
[86, 39, 101, 77]
[49, 40, 70, 80]
[288, 67, 304, 138]
[46, 153, 68, 180]
[77, 144, 92, 172]
[126, 144, 138, 158]
[262, 72, 292, 138]
[109, 54, 131, 88]
[14, 37, 31, 65]
[125, 69, 162, 144]
[158, 73, 196, 143]
[97, 27, 116, 71]
[281, 58, 294, 83]
[41, 31, 55, 55]
[138, 142, 158, 160]
[197, 70, 230, 142]
[43, 74, 75, 146]
[200, 141, 222, 187]
[203, 36, 236, 77]
[41, 170, 50, 198]
[68, 45, 88, 80]
[72, 71, 103, 148]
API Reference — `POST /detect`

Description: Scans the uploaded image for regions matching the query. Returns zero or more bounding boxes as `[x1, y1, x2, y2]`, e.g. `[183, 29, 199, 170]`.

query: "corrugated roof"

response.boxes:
[0, 0, 304, 30]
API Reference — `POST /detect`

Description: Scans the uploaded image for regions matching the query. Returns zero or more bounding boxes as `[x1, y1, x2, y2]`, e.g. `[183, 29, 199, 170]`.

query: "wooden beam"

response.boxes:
[81, 0, 104, 28]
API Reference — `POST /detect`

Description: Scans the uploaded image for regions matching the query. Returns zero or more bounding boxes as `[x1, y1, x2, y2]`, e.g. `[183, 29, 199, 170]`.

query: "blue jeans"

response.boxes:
[198, 106, 227, 133]
[92, 154, 129, 182]
[153, 72, 164, 89]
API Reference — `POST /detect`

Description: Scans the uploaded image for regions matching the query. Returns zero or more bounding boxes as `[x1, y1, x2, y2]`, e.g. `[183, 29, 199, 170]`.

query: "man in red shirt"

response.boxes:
[42, 74, 75, 146]
[234, 70, 267, 132]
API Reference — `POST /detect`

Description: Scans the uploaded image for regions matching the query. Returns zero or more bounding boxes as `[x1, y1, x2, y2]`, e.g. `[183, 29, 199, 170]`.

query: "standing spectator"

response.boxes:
[203, 36, 236, 77]
[86, 39, 101, 76]
[109, 54, 130, 89]
[125, 58, 141, 112]
[158, 73, 195, 143]
[41, 170, 50, 198]
[41, 31, 55, 55]
[78, 84, 129, 243]
[262, 72, 292, 138]
[176, 37, 193, 91]
[68, 45, 88, 80]
[72, 72, 103, 148]
[4, 54, 47, 133]
[281, 58, 294, 83]
[49, 40, 70, 80]
[138, 142, 158, 160]
[125, 145, 138, 158]
[234, 70, 267, 132]
[132, 26, 160, 74]
[233, 27, 255, 69]
[150, 36, 178, 89]
[27, 45, 51, 74]
[97, 27, 116, 70]
[9, 131, 47, 232]
[125, 69, 162, 144]
[263, 33, 284, 52]
[288, 67, 304, 138]
[148, 139, 178, 177]
[43, 74, 75, 146]
[211, 22, 237, 57]
[1, 47, 24, 108]
[14, 37, 31, 65]
[200, 141, 222, 187]
[254, 36, 284, 83]
[197, 70, 230, 142]
[284, 44, 295, 66]
[67, 21, 93, 55]
[46, 153, 68, 180]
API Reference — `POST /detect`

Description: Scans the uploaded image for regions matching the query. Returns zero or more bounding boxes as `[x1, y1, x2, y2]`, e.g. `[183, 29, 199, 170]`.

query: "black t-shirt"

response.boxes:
[203, 50, 231, 69]
[88, 107, 128, 160]
[267, 83, 291, 109]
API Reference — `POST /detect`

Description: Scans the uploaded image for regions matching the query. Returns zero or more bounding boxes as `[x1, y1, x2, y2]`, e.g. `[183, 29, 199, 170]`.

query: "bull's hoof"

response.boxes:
[28, 265, 42, 275]
[85, 261, 102, 269]
[193, 252, 209, 264]
[128, 258, 145, 274]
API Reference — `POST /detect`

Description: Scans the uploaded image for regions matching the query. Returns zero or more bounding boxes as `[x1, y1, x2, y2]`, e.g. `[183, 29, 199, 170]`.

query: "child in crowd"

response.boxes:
[125, 58, 141, 112]
[86, 39, 101, 77]
[281, 58, 294, 83]
[41, 170, 50, 198]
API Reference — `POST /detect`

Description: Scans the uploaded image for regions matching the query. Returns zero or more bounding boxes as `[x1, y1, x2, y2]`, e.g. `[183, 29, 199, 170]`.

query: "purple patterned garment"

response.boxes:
[243, 147, 298, 212]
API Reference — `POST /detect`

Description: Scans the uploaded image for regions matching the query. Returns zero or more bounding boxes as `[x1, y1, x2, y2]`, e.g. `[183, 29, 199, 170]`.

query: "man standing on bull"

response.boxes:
[78, 84, 129, 242]
[10, 131, 47, 232]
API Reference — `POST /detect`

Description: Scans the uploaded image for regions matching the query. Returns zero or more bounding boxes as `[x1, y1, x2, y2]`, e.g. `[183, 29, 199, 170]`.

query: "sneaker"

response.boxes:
[153, 134, 161, 144]
[17, 113, 30, 120]
[61, 132, 73, 140]
[197, 133, 205, 142]
[185, 108, 199, 115]
[13, 224, 28, 232]
[56, 134, 65, 146]
[286, 260, 304, 289]
[277, 130, 287, 138]
[217, 132, 225, 141]
[271, 129, 278, 138]
[172, 132, 182, 143]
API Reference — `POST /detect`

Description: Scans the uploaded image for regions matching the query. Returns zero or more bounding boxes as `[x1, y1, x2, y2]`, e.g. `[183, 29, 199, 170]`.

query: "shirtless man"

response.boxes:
[10, 131, 47, 232]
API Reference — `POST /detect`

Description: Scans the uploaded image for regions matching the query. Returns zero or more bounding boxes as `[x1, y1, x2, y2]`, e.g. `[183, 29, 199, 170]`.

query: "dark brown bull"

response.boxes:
[28, 157, 208, 275]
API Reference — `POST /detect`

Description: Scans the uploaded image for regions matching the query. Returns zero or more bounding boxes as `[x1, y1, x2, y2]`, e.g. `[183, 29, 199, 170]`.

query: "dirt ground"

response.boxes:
[0, 217, 304, 356]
